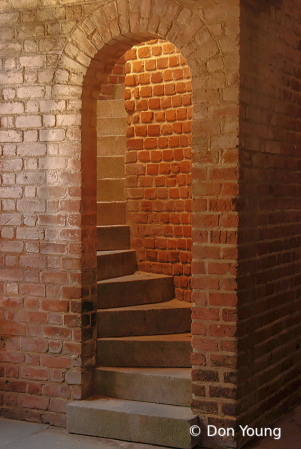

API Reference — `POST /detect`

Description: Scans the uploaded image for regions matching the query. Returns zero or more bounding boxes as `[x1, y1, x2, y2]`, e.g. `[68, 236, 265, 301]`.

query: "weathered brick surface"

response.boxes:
[0, 0, 299, 448]
[236, 1, 301, 446]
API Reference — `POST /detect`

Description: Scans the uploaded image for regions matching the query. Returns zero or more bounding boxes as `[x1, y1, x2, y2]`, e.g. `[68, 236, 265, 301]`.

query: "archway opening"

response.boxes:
[75, 30, 194, 411]
[96, 39, 192, 302]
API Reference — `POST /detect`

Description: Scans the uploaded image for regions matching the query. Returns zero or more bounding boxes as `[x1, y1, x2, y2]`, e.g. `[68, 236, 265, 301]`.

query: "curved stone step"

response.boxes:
[97, 135, 127, 157]
[97, 155, 125, 179]
[97, 225, 130, 251]
[97, 201, 126, 225]
[113, 84, 125, 100]
[67, 397, 200, 449]
[97, 249, 136, 281]
[97, 99, 127, 118]
[97, 299, 191, 337]
[97, 271, 174, 308]
[96, 333, 192, 367]
[97, 117, 127, 136]
[93, 367, 192, 406]
[97, 178, 125, 202]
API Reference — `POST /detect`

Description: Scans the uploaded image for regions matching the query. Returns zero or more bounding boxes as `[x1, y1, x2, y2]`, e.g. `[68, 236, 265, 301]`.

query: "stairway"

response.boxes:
[67, 86, 200, 448]
[96, 84, 127, 226]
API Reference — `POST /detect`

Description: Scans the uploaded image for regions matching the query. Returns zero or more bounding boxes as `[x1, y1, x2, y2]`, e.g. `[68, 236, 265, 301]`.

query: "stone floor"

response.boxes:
[0, 403, 300, 449]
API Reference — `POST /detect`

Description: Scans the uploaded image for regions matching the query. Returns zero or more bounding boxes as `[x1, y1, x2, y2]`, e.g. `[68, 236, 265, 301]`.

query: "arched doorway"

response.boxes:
[58, 3, 239, 448]
[73, 37, 197, 449]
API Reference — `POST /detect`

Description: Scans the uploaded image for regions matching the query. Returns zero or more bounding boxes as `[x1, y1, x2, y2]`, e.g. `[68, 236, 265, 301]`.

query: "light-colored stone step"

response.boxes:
[97, 201, 126, 226]
[97, 249, 137, 281]
[97, 225, 130, 251]
[96, 333, 192, 367]
[97, 179, 125, 202]
[97, 299, 191, 337]
[97, 136, 127, 157]
[113, 84, 125, 100]
[97, 117, 127, 136]
[97, 99, 127, 118]
[97, 271, 174, 309]
[67, 397, 200, 448]
[93, 367, 192, 406]
[97, 156, 125, 179]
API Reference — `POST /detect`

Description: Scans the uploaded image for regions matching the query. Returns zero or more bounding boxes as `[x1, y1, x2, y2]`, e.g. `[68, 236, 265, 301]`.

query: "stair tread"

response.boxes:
[98, 333, 191, 342]
[97, 225, 130, 229]
[97, 176, 125, 180]
[97, 200, 126, 204]
[68, 396, 200, 447]
[97, 249, 135, 256]
[69, 396, 195, 419]
[97, 270, 173, 285]
[93, 367, 192, 406]
[99, 298, 191, 312]
[94, 366, 191, 378]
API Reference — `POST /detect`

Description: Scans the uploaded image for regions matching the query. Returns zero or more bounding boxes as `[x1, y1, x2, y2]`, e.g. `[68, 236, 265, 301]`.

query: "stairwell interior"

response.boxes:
[68, 46, 198, 448]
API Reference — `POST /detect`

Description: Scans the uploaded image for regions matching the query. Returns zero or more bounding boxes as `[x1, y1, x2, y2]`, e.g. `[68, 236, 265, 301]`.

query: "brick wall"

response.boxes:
[2, 1, 299, 448]
[98, 57, 125, 101]
[237, 0, 301, 445]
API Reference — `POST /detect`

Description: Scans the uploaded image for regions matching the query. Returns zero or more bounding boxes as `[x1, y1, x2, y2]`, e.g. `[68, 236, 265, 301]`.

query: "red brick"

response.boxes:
[141, 111, 153, 123]
[157, 57, 168, 69]
[127, 138, 143, 150]
[145, 59, 156, 70]
[151, 72, 163, 83]
[136, 99, 148, 111]
[144, 138, 157, 149]
[21, 367, 49, 381]
[44, 384, 71, 399]
[132, 61, 144, 72]
[149, 98, 160, 109]
[140, 86, 152, 97]
[192, 337, 218, 351]
[138, 46, 150, 58]
[21, 338, 48, 353]
[41, 355, 71, 369]
[209, 293, 238, 306]
[153, 85, 164, 96]
[20, 395, 49, 410]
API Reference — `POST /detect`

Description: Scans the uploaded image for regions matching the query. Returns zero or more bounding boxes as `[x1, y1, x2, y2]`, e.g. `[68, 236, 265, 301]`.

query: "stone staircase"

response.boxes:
[67, 86, 200, 449]
[96, 84, 127, 226]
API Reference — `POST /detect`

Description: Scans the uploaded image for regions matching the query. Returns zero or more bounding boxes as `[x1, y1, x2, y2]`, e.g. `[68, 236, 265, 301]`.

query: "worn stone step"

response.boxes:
[97, 249, 137, 281]
[67, 397, 200, 448]
[97, 225, 130, 251]
[97, 136, 127, 157]
[93, 367, 192, 406]
[97, 271, 174, 309]
[97, 117, 127, 136]
[97, 99, 127, 118]
[97, 156, 125, 179]
[96, 333, 192, 367]
[97, 201, 126, 226]
[113, 84, 125, 100]
[97, 299, 191, 337]
[97, 179, 125, 202]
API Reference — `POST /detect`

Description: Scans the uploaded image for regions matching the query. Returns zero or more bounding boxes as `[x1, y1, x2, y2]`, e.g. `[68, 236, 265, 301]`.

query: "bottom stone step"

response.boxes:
[67, 397, 201, 449]
[93, 367, 192, 406]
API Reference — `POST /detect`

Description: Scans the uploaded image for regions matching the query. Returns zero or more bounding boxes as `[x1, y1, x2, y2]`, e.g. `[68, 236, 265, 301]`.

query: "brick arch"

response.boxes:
[54, 0, 240, 436]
